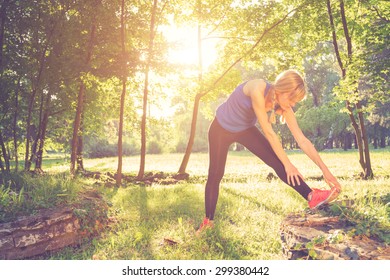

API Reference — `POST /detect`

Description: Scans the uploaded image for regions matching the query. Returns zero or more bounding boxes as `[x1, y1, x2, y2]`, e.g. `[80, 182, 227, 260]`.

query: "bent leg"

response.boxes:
[237, 127, 312, 199]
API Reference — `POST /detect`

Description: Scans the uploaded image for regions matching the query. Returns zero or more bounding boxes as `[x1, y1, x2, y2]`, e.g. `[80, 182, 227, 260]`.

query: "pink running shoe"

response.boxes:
[308, 188, 338, 209]
[196, 217, 214, 235]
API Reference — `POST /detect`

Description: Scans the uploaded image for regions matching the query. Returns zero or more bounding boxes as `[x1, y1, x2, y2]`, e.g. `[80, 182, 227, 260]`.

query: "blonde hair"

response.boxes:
[274, 69, 306, 103]
[268, 70, 307, 124]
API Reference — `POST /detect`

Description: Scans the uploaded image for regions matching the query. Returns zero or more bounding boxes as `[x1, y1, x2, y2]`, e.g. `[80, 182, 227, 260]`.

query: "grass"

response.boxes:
[2, 148, 390, 259]
[0, 172, 87, 222]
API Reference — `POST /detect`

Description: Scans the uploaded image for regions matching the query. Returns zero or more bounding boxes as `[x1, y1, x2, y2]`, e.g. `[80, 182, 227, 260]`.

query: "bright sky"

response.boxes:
[163, 24, 219, 71]
[146, 24, 220, 119]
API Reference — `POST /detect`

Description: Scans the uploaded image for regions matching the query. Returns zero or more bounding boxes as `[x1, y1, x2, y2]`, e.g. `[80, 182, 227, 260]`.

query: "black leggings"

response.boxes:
[205, 118, 312, 220]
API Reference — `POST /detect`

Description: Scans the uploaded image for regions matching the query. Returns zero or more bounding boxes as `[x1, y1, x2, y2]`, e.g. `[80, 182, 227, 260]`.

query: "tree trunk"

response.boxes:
[339, 0, 373, 179]
[76, 88, 86, 173]
[308, 84, 320, 107]
[117, 79, 126, 185]
[380, 128, 386, 148]
[28, 90, 45, 169]
[70, 83, 86, 174]
[76, 120, 84, 172]
[356, 102, 373, 178]
[177, 5, 302, 174]
[0, 129, 9, 172]
[0, 155, 4, 174]
[34, 101, 50, 173]
[0, 1, 9, 174]
[327, 136, 333, 149]
[70, 22, 96, 175]
[346, 102, 365, 167]
[117, 0, 127, 186]
[326, 0, 373, 179]
[138, 0, 158, 179]
[178, 3, 203, 175]
[343, 133, 351, 150]
[23, 7, 59, 172]
[235, 143, 245, 151]
[354, 134, 358, 149]
[178, 93, 203, 174]
[24, 37, 52, 171]
[13, 78, 21, 171]
[373, 123, 378, 149]
[0, 0, 10, 71]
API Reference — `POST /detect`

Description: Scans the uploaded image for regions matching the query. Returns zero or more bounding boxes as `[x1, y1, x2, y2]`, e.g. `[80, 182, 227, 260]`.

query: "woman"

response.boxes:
[198, 69, 341, 232]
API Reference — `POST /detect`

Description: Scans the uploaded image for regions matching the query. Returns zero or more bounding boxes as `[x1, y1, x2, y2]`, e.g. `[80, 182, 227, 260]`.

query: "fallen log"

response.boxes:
[0, 190, 108, 260]
[281, 203, 390, 260]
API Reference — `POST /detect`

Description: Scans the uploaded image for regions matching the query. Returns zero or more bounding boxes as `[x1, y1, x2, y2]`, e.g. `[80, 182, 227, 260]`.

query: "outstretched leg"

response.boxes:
[237, 126, 312, 199]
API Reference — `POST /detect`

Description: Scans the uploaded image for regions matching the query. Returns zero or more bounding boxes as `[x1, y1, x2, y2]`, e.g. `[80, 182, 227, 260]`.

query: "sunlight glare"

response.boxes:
[163, 24, 218, 71]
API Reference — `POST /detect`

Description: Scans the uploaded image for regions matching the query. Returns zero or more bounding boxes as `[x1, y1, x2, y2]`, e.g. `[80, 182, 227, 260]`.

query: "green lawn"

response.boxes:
[4, 148, 390, 260]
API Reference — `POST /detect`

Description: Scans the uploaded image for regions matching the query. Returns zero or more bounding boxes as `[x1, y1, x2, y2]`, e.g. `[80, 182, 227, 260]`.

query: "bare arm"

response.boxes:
[283, 108, 341, 190]
[245, 79, 304, 186]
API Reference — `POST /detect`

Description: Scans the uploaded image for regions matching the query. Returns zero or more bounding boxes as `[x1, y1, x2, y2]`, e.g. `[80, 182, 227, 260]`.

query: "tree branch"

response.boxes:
[205, 7, 230, 37]
[201, 3, 306, 96]
[370, 5, 390, 23]
[339, 0, 352, 60]
[326, 0, 345, 77]
[202, 36, 255, 42]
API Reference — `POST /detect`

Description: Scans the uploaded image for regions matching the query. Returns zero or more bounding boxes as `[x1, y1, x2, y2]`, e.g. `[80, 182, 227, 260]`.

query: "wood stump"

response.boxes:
[281, 203, 390, 260]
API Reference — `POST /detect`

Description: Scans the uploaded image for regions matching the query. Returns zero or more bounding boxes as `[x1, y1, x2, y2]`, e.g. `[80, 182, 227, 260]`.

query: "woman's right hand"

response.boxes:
[284, 163, 304, 187]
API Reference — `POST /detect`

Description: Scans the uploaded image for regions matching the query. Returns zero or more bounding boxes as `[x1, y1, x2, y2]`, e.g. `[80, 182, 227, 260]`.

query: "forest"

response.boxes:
[0, 0, 389, 181]
[0, 0, 389, 262]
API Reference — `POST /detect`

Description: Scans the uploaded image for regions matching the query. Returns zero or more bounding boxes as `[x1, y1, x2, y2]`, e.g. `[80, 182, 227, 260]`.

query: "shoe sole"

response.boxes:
[312, 187, 340, 209]
[328, 187, 341, 203]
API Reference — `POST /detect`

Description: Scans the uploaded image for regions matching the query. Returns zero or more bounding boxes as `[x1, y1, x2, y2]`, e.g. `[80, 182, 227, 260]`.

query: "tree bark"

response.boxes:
[76, 118, 84, 172]
[34, 93, 51, 173]
[379, 128, 386, 148]
[70, 22, 96, 175]
[138, 0, 158, 179]
[70, 83, 85, 174]
[12, 77, 21, 171]
[356, 102, 373, 178]
[0, 0, 10, 71]
[0, 0, 10, 173]
[178, 93, 203, 174]
[117, 79, 126, 184]
[0, 129, 9, 172]
[0, 154, 4, 174]
[28, 90, 45, 169]
[308, 84, 320, 107]
[117, 0, 127, 186]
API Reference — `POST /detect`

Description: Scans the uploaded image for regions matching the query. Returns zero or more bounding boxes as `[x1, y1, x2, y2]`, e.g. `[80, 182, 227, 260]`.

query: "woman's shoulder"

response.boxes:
[243, 79, 267, 97]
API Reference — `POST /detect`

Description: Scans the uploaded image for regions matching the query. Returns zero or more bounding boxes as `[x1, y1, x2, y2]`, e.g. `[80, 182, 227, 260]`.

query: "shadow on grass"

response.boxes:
[97, 183, 252, 260]
[100, 184, 206, 259]
[222, 187, 287, 216]
[43, 175, 298, 259]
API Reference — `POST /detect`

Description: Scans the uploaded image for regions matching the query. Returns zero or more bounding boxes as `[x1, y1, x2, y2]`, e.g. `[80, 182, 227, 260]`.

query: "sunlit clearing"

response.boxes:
[148, 98, 179, 120]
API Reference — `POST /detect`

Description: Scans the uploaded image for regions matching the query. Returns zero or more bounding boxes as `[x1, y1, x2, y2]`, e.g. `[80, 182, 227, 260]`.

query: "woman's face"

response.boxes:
[276, 92, 296, 111]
